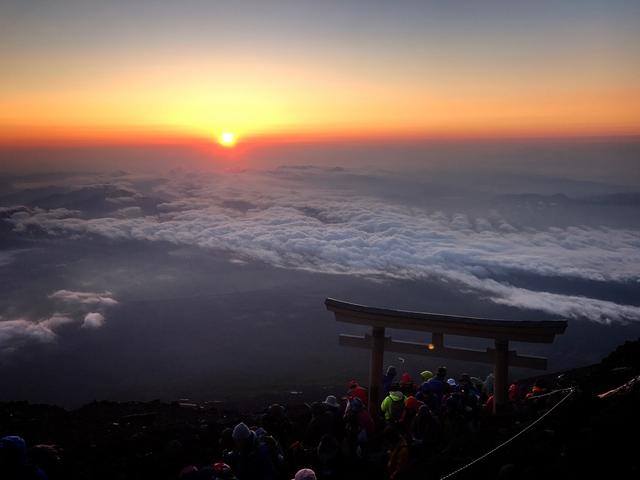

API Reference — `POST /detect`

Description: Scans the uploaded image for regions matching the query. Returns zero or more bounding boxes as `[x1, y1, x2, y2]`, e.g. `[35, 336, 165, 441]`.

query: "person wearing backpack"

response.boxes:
[380, 390, 405, 424]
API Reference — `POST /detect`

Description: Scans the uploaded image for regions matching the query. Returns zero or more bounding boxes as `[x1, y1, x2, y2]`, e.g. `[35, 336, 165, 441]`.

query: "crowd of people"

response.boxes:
[168, 365, 551, 480]
[0, 364, 565, 480]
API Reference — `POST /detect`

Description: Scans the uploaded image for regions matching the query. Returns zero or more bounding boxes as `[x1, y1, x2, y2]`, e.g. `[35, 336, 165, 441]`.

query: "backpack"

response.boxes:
[390, 397, 405, 422]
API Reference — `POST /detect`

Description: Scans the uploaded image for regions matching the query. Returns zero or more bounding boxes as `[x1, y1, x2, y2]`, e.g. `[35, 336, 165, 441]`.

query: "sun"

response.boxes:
[218, 131, 236, 147]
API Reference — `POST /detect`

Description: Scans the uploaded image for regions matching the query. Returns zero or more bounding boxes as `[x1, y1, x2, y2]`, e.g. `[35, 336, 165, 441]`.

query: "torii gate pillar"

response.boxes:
[493, 339, 509, 412]
[368, 326, 385, 411]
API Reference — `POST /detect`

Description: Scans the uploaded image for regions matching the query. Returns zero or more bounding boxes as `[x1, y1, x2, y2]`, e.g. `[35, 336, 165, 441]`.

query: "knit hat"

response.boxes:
[405, 396, 421, 411]
[232, 422, 252, 442]
[400, 372, 413, 384]
[293, 468, 317, 480]
[420, 370, 433, 381]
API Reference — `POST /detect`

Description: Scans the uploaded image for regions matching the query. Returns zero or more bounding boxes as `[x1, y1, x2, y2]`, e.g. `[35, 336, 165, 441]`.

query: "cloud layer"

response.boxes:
[4, 168, 640, 323]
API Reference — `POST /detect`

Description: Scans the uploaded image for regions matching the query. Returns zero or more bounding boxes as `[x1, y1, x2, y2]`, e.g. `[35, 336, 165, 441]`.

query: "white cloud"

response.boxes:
[0, 312, 84, 353]
[82, 312, 105, 329]
[40, 313, 75, 329]
[49, 290, 118, 306]
[0, 318, 55, 354]
[113, 206, 143, 218]
[7, 169, 640, 323]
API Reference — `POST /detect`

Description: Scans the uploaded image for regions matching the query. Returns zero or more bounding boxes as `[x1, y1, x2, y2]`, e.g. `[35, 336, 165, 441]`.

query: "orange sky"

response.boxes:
[2, 2, 639, 146]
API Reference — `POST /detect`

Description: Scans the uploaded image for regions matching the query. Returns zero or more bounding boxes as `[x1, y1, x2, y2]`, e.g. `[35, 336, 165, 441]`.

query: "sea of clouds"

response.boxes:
[3, 165, 639, 344]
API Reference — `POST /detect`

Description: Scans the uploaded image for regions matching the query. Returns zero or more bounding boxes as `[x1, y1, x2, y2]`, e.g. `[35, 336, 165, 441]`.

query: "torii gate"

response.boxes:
[325, 298, 567, 414]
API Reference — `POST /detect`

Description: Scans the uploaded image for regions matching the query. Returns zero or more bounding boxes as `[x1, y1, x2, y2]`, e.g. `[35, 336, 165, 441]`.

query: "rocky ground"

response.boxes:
[1, 338, 638, 479]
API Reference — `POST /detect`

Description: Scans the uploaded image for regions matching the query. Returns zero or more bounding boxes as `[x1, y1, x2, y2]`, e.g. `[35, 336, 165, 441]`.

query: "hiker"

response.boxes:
[484, 373, 495, 396]
[426, 366, 449, 413]
[399, 373, 417, 397]
[508, 383, 520, 402]
[400, 395, 423, 431]
[346, 380, 368, 406]
[415, 370, 433, 403]
[384, 426, 410, 480]
[322, 395, 345, 440]
[0, 436, 48, 480]
[459, 374, 479, 397]
[380, 389, 405, 424]
[227, 422, 277, 480]
[305, 402, 337, 448]
[525, 380, 547, 399]
[458, 374, 480, 431]
[382, 365, 397, 396]
[410, 404, 440, 449]
[343, 397, 375, 458]
[441, 395, 466, 454]
[262, 404, 293, 448]
[316, 434, 343, 480]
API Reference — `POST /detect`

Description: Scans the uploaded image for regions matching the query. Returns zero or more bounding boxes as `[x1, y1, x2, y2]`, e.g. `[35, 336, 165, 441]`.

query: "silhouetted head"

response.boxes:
[178, 465, 198, 479]
[211, 462, 237, 480]
[310, 401, 326, 417]
[0, 436, 27, 468]
[293, 468, 317, 480]
[417, 404, 431, 417]
[268, 403, 286, 418]
[232, 422, 254, 449]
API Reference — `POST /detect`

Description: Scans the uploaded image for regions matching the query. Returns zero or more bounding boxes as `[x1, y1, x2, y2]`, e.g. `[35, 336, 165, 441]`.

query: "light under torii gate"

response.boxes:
[325, 298, 567, 414]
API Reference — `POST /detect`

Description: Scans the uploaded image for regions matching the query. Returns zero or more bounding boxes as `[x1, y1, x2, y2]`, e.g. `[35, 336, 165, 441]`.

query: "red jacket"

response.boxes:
[348, 385, 368, 406]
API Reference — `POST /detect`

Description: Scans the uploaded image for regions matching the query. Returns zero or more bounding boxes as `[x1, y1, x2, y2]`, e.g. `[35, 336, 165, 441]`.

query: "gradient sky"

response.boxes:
[1, 0, 639, 144]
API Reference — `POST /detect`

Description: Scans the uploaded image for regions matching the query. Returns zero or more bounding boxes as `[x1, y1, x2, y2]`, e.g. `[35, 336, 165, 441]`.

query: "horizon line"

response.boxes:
[2, 128, 640, 149]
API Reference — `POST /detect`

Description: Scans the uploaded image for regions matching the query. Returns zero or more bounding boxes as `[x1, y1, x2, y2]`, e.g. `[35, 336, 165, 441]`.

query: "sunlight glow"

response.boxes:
[218, 132, 236, 147]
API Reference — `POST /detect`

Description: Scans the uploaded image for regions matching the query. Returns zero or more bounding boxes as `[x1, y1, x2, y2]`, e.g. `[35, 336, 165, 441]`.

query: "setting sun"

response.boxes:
[218, 132, 236, 147]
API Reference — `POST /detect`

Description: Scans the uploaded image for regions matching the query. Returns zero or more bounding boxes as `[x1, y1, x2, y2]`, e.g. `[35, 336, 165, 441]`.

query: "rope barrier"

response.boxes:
[524, 387, 574, 400]
[439, 387, 575, 480]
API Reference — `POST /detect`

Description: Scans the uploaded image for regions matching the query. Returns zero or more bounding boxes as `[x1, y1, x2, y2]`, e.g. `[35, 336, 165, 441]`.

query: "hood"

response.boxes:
[389, 391, 404, 401]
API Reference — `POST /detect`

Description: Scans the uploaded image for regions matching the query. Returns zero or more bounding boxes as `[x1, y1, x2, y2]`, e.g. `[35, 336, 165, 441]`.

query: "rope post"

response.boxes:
[368, 326, 385, 416]
[493, 339, 509, 413]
